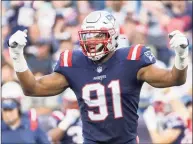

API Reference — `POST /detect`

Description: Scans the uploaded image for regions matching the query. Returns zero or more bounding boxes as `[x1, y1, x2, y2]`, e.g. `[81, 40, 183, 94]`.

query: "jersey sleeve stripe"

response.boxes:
[60, 50, 72, 67]
[29, 108, 38, 131]
[67, 50, 72, 67]
[30, 108, 37, 121]
[60, 52, 64, 66]
[52, 111, 64, 120]
[131, 44, 141, 60]
[64, 50, 69, 67]
[127, 45, 135, 60]
[136, 45, 143, 60]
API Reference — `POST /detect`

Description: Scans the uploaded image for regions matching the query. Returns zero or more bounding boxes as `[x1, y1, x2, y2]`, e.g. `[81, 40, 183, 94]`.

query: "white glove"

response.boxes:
[58, 109, 80, 131]
[169, 30, 189, 70]
[8, 30, 28, 72]
[143, 106, 157, 131]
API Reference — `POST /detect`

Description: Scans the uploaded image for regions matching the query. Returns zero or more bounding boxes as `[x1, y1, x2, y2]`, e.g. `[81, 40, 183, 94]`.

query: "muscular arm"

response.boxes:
[17, 70, 69, 96]
[137, 64, 187, 88]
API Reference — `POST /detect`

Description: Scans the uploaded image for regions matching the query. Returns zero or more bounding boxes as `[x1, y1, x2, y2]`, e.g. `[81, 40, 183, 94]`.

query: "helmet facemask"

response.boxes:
[79, 29, 116, 61]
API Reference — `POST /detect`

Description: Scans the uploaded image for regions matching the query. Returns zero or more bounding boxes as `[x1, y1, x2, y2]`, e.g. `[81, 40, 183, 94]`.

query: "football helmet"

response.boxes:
[151, 90, 172, 115]
[2, 81, 24, 102]
[62, 88, 78, 111]
[79, 11, 120, 61]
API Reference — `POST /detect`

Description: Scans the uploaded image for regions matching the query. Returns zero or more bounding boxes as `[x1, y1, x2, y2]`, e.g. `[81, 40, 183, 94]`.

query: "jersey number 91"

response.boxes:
[82, 80, 123, 121]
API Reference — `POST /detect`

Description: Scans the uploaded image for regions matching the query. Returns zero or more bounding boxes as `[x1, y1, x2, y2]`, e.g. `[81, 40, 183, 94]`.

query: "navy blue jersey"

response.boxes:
[163, 113, 186, 144]
[54, 45, 156, 144]
[2, 113, 50, 144]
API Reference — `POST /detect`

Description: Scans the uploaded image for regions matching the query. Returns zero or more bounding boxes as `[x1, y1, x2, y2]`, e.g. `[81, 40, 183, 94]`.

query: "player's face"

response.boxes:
[153, 101, 165, 114]
[2, 108, 20, 125]
[82, 32, 107, 53]
[79, 30, 110, 58]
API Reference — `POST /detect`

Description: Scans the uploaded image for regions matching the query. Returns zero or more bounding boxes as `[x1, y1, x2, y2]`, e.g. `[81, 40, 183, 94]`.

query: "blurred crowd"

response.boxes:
[1, 1, 192, 144]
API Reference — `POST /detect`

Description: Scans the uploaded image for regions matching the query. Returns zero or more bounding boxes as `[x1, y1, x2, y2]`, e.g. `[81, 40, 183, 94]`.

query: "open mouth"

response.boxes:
[86, 43, 104, 53]
[89, 46, 96, 53]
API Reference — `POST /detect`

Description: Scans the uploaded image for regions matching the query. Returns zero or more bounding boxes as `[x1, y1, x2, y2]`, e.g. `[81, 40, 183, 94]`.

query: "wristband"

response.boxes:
[175, 55, 188, 70]
[10, 52, 28, 72]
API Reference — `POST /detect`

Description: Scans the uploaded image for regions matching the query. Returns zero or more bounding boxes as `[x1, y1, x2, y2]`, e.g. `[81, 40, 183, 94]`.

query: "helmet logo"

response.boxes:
[106, 14, 115, 22]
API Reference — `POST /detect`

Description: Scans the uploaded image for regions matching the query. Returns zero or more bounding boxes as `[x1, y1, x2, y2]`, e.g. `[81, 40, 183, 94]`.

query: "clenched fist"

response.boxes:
[169, 30, 189, 70]
[8, 30, 28, 72]
[169, 30, 189, 59]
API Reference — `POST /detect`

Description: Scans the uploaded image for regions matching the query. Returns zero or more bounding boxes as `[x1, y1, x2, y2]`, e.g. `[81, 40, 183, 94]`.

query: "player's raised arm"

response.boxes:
[8, 30, 69, 96]
[137, 30, 189, 88]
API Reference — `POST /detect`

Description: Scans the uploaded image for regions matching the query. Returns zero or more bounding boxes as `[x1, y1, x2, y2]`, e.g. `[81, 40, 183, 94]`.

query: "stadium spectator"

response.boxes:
[105, 1, 128, 25]
[1, 83, 50, 144]
[144, 93, 187, 144]
[26, 39, 53, 75]
[181, 96, 192, 143]
[39, 88, 83, 143]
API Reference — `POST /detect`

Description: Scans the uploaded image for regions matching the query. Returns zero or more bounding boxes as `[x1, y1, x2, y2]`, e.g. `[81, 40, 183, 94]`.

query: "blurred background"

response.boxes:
[1, 1, 192, 143]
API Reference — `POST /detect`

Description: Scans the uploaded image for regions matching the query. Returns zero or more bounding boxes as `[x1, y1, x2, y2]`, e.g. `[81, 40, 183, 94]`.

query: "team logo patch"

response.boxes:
[144, 51, 155, 62]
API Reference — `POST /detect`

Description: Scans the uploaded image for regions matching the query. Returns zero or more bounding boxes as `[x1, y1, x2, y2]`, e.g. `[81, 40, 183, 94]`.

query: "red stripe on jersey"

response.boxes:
[52, 114, 62, 121]
[67, 50, 72, 67]
[136, 45, 143, 60]
[60, 52, 64, 66]
[187, 119, 192, 131]
[127, 45, 135, 60]
[29, 108, 38, 131]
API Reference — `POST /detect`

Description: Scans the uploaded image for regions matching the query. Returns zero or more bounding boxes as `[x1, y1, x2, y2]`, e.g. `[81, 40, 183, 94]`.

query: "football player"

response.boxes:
[8, 11, 189, 144]
[48, 88, 83, 144]
[1, 82, 50, 144]
[181, 96, 192, 144]
[144, 92, 187, 144]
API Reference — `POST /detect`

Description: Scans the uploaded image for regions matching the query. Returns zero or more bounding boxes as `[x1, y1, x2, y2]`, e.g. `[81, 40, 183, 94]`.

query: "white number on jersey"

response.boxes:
[82, 80, 123, 121]
[67, 125, 83, 144]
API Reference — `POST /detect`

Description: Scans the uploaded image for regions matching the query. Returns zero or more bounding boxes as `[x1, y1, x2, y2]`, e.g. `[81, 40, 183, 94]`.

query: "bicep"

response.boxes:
[33, 72, 69, 96]
[137, 64, 175, 88]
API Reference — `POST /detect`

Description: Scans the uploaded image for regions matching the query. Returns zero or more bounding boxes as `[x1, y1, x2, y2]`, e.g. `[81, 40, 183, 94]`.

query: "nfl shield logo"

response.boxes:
[97, 66, 102, 73]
